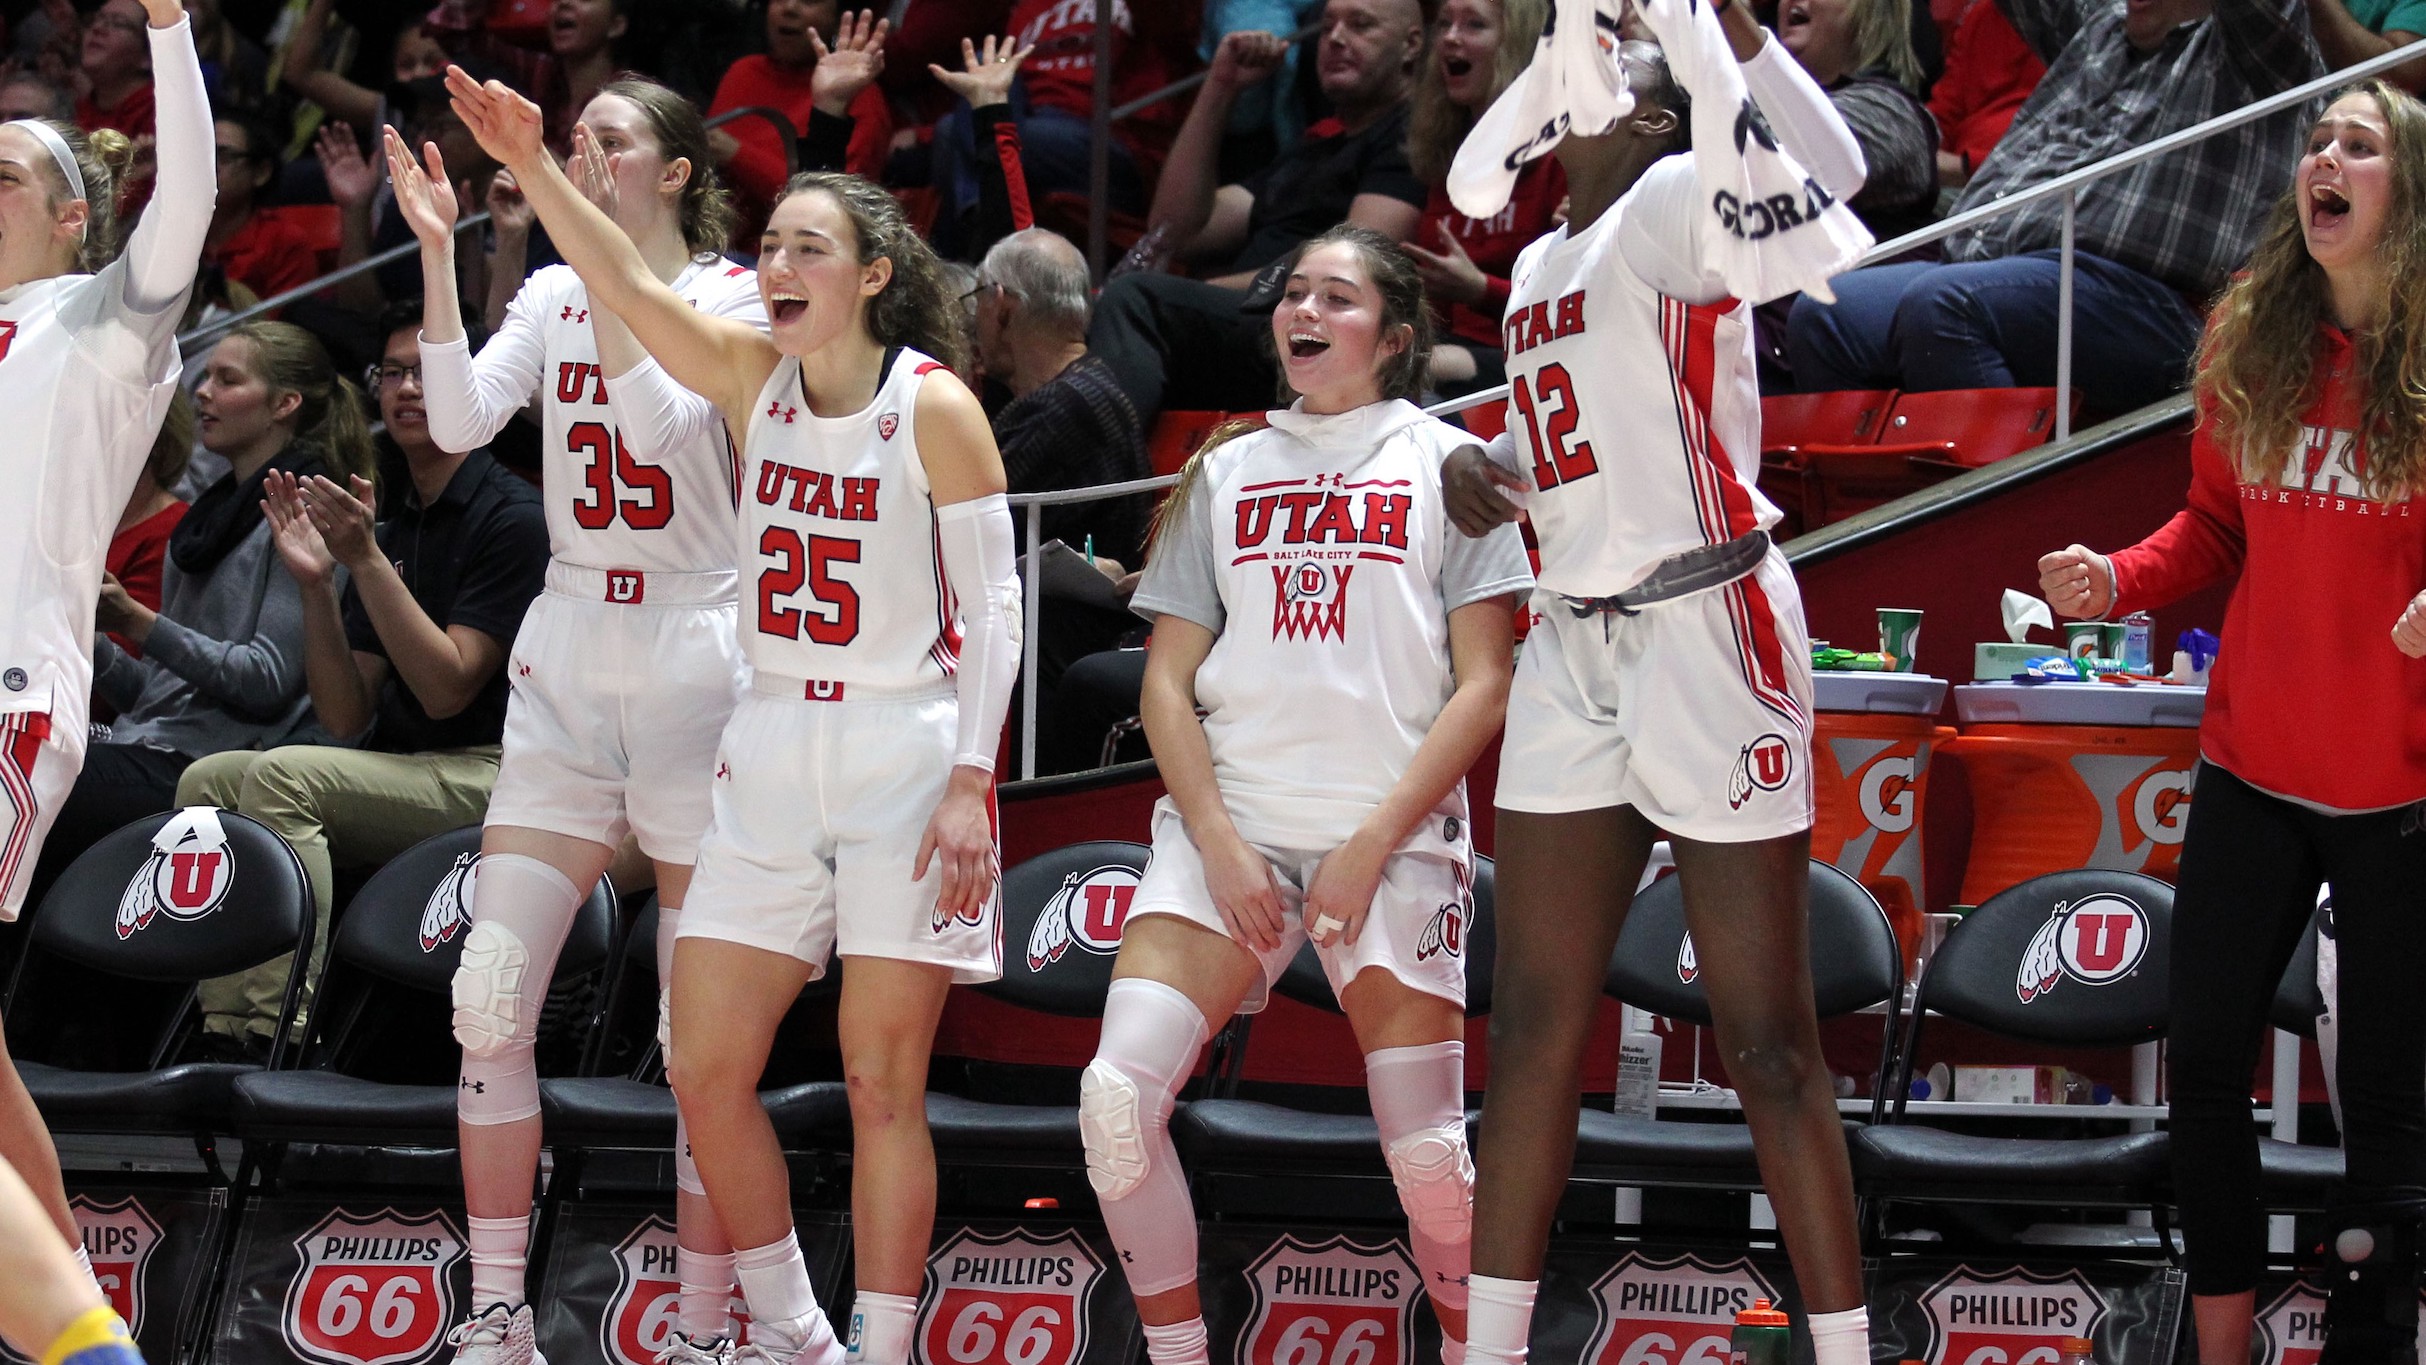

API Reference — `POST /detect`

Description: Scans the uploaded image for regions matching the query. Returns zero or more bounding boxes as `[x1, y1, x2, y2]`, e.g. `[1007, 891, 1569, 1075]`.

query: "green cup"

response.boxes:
[2064, 621, 2104, 660]
[2100, 622, 2129, 660]
[1877, 608, 1923, 671]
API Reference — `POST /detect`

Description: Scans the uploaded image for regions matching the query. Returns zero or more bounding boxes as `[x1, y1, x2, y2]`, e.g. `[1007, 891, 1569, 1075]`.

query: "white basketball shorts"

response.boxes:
[0, 708, 84, 921]
[677, 676, 1002, 983]
[484, 565, 745, 864]
[1129, 798, 1472, 1013]
[1495, 549, 1816, 843]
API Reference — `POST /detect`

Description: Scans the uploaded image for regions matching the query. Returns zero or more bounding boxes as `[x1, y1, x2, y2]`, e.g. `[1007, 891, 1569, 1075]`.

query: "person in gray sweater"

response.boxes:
[21, 321, 377, 910]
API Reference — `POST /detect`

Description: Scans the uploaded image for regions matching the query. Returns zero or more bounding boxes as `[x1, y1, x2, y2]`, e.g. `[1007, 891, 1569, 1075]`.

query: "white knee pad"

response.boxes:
[459, 1040, 541, 1125]
[1384, 1122, 1475, 1246]
[451, 854, 584, 1057]
[1079, 1059, 1157, 1199]
[675, 1110, 705, 1197]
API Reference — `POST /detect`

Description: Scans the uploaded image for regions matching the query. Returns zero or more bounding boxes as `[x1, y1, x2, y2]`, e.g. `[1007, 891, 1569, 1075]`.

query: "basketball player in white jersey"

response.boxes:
[1090, 226, 1530, 1365]
[0, 0, 211, 1282]
[447, 70, 1020, 1365]
[1437, 17, 1878, 1365]
[388, 76, 767, 1365]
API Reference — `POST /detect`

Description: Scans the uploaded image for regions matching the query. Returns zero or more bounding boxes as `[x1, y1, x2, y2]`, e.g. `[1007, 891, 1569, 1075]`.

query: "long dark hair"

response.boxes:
[596, 75, 739, 257]
[774, 171, 970, 374]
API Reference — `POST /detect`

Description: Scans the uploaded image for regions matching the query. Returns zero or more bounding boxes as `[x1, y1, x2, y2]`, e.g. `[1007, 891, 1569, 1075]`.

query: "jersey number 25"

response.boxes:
[758, 528, 862, 644]
[1512, 362, 1599, 490]
[568, 421, 673, 530]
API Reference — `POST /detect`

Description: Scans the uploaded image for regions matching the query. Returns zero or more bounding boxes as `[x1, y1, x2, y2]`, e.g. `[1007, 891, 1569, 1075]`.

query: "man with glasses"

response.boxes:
[202, 112, 320, 305]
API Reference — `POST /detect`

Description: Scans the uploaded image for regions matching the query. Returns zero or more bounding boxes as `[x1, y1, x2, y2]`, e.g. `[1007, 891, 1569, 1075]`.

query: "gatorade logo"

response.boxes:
[2131, 769, 2193, 847]
[2018, 895, 2150, 1003]
[1856, 755, 1918, 834]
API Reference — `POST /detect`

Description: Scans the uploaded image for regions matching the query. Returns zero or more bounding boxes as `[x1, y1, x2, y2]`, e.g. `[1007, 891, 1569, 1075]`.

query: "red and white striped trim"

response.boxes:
[1659, 296, 1760, 551]
[0, 713, 50, 904]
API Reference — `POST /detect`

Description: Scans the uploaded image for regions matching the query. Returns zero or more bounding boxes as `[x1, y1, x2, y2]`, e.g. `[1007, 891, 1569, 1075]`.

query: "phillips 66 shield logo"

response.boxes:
[2016, 894, 2150, 1004]
[116, 807, 235, 939]
[283, 1209, 466, 1365]
[1585, 1251, 1782, 1365]
[1026, 866, 1141, 972]
[2257, 1282, 2326, 1365]
[1917, 1265, 2104, 1365]
[917, 1227, 1104, 1365]
[419, 852, 479, 953]
[603, 1216, 747, 1365]
[1237, 1235, 1421, 1365]
[78, 1196, 165, 1334]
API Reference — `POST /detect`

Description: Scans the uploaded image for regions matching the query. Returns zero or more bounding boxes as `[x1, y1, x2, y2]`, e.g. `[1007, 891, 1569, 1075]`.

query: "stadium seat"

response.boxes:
[1169, 857, 1498, 1181]
[1796, 387, 2077, 527]
[1852, 869, 2174, 1221]
[1146, 410, 1239, 477]
[3, 808, 311, 1152]
[1574, 860, 1898, 1191]
[229, 826, 615, 1148]
[1451, 393, 1507, 441]
[924, 840, 1155, 1170]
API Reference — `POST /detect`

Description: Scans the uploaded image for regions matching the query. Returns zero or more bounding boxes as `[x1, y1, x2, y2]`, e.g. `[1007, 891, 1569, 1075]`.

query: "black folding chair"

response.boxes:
[2258, 898, 2341, 1210]
[1575, 859, 1900, 1192]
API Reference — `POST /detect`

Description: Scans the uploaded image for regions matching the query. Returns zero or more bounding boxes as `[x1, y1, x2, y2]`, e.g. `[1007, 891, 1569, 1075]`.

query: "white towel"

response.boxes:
[1633, 0, 1872, 302]
[1446, 0, 1633, 219]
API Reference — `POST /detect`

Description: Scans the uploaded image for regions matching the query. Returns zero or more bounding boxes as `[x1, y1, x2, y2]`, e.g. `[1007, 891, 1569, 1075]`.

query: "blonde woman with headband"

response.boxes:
[0, 0, 214, 1319]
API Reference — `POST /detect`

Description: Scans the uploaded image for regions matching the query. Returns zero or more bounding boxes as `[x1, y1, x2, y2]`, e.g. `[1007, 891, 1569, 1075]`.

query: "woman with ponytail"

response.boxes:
[387, 71, 766, 1365]
[0, 0, 214, 1320]
[32, 323, 374, 910]
[449, 61, 1015, 1365]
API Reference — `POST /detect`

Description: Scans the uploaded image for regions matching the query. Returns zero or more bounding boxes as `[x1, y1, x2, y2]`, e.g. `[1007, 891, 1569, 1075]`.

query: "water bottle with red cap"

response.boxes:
[1728, 1299, 1790, 1365]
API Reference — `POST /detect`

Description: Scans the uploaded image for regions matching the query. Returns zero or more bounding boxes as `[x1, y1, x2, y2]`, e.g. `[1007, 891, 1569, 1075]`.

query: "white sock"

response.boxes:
[678, 1247, 738, 1340]
[735, 1235, 840, 1363]
[72, 1242, 100, 1292]
[466, 1214, 529, 1309]
[1141, 1317, 1212, 1365]
[1807, 1306, 1869, 1365]
[1443, 1338, 1466, 1365]
[846, 1291, 918, 1365]
[1465, 1275, 1536, 1365]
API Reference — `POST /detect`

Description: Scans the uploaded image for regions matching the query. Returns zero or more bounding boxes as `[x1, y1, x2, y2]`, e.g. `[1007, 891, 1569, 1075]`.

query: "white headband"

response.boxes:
[4, 119, 85, 204]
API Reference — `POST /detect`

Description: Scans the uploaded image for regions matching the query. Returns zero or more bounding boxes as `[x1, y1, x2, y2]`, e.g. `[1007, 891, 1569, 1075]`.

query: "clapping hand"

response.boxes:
[811, 10, 889, 117]
[316, 123, 378, 210]
[383, 125, 459, 249]
[445, 65, 548, 173]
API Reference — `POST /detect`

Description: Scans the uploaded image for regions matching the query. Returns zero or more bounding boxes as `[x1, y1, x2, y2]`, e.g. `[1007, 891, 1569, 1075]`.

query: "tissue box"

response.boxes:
[1952, 1065, 2063, 1104]
[1974, 642, 2046, 681]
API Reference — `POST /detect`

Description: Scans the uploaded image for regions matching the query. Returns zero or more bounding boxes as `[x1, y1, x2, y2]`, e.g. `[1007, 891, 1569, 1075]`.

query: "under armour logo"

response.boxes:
[716, 762, 732, 780]
[461, 1079, 486, 1093]
[559, 305, 589, 323]
[1734, 99, 1779, 156]
[516, 662, 531, 677]
[768, 401, 797, 423]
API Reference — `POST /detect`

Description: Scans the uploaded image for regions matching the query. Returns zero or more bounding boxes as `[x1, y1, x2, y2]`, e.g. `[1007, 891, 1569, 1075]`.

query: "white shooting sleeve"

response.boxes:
[936, 491, 1022, 773]
[419, 289, 548, 454]
[123, 16, 213, 314]
[602, 354, 727, 460]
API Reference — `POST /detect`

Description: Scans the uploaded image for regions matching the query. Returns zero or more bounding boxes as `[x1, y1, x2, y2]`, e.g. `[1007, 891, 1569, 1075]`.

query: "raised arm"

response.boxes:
[121, 1, 213, 315]
[446, 68, 777, 419]
[385, 128, 545, 452]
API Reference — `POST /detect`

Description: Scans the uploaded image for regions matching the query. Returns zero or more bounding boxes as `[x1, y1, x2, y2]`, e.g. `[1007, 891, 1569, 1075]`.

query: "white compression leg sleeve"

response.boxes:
[1465, 1275, 1537, 1365]
[1083, 978, 1208, 1297]
[1366, 1041, 1472, 1312]
[454, 854, 583, 1125]
[1806, 1307, 1869, 1365]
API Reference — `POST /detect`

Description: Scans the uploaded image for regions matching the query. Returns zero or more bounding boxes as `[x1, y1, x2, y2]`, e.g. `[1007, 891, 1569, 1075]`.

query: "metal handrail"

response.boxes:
[175, 104, 801, 352]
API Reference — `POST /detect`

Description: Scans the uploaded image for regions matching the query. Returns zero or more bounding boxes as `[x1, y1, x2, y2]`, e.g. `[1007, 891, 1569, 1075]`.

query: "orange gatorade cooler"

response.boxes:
[1811, 672, 1949, 970]
[1944, 682, 2206, 904]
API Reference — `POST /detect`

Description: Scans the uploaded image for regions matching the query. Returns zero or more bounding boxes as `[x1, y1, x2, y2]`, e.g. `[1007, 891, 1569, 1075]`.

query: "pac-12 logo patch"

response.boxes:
[1, 667, 23, 691]
[878, 412, 901, 441]
[916, 1227, 1102, 1365]
[419, 852, 479, 953]
[116, 807, 235, 939]
[2017, 894, 2150, 1004]
[76, 1195, 165, 1336]
[1727, 733, 1795, 810]
[282, 1208, 466, 1365]
[1236, 1235, 1421, 1365]
[1916, 1265, 2105, 1365]
[602, 1216, 746, 1365]
[1025, 865, 1140, 971]
[1583, 1251, 1781, 1365]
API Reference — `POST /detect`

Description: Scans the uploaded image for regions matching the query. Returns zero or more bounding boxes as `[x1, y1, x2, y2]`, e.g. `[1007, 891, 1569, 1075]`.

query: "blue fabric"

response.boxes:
[1201, 0, 1326, 145]
[931, 92, 1143, 256]
[1783, 249, 2205, 414]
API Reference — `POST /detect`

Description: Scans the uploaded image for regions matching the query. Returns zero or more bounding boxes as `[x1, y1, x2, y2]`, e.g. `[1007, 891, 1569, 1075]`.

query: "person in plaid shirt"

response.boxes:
[1783, 0, 2323, 413]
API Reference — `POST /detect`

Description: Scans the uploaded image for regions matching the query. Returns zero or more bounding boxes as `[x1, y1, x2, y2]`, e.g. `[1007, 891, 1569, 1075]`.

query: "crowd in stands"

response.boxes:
[0, 0, 2405, 1016]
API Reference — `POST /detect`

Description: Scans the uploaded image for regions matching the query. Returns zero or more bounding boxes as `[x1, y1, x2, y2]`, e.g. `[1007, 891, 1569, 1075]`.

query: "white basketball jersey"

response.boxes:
[739, 348, 961, 688]
[515, 261, 767, 573]
[1157, 401, 1531, 852]
[0, 262, 184, 718]
[1501, 157, 1782, 599]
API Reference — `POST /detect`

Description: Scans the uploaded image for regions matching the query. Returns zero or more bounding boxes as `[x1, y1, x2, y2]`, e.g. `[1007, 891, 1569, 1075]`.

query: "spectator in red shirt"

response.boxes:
[75, 0, 156, 140]
[1927, 0, 2044, 188]
[104, 392, 194, 662]
[708, 0, 894, 244]
[2041, 81, 2426, 1365]
[202, 114, 321, 305]
[1401, 0, 1560, 398]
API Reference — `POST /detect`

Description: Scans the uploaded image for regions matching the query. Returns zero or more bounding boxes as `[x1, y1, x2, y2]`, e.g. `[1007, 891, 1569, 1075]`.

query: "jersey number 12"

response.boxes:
[1512, 362, 1599, 490]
